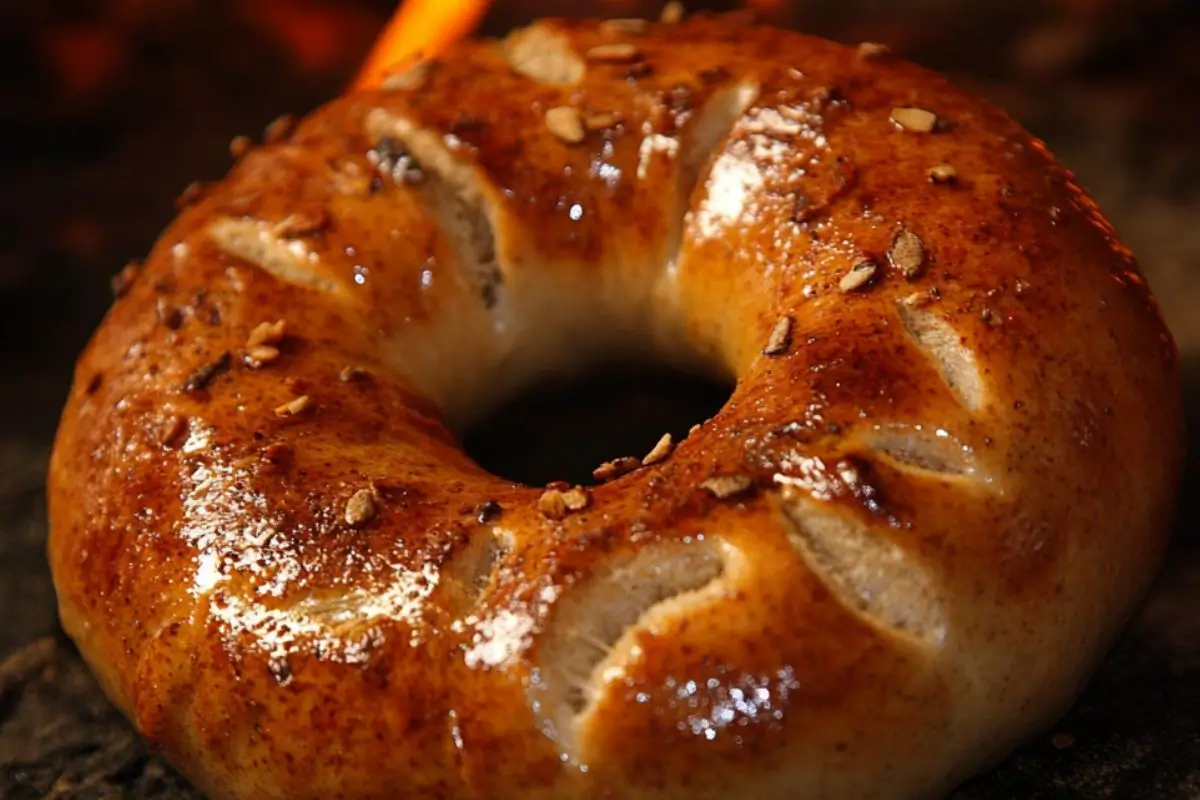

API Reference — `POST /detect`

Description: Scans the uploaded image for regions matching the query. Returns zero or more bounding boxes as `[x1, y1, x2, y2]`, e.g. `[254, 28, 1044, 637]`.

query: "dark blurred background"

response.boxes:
[0, 0, 1197, 797]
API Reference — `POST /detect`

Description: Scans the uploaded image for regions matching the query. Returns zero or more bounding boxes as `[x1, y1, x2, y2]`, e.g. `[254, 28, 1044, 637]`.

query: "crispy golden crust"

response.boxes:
[48, 14, 1183, 799]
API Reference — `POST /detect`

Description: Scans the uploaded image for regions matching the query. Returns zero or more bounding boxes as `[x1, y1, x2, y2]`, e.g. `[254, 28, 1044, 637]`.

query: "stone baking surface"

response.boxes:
[1, 1, 1197, 797]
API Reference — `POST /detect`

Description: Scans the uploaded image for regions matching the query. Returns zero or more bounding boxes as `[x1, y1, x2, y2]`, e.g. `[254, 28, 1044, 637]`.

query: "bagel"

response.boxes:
[48, 12, 1184, 799]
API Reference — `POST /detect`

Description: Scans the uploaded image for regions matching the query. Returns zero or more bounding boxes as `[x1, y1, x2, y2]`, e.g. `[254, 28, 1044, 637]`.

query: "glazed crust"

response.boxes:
[48, 14, 1183, 800]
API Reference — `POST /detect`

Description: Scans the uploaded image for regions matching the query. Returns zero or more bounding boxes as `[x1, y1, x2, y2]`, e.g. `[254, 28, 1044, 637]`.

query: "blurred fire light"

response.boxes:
[352, 0, 491, 90]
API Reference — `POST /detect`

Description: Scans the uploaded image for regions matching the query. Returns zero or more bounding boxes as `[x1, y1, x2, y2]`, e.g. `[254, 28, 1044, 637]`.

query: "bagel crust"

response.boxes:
[48, 14, 1183, 800]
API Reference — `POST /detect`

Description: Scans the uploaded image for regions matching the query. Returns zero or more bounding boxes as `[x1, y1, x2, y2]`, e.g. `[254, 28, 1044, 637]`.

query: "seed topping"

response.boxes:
[642, 433, 674, 465]
[889, 228, 926, 279]
[545, 106, 585, 144]
[247, 320, 286, 348]
[699, 475, 754, 499]
[661, 2, 685, 23]
[928, 164, 957, 183]
[890, 107, 938, 133]
[587, 43, 641, 63]
[762, 316, 794, 356]
[274, 395, 311, 418]
[593, 456, 641, 483]
[345, 488, 378, 527]
[839, 260, 877, 293]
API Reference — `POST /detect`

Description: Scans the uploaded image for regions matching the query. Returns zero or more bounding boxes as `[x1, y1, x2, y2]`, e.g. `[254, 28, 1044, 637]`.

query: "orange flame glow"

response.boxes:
[351, 0, 491, 90]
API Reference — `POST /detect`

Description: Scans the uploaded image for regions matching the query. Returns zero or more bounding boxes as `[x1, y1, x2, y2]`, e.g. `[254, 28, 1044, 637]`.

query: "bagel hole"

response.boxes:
[460, 363, 732, 487]
[531, 540, 725, 748]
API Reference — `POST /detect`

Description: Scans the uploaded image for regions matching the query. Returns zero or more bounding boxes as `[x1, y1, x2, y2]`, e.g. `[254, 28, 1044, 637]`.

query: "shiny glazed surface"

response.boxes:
[48, 13, 1183, 799]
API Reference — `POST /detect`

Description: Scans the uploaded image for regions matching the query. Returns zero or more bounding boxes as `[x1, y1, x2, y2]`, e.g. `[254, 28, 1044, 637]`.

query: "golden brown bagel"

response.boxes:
[48, 13, 1183, 799]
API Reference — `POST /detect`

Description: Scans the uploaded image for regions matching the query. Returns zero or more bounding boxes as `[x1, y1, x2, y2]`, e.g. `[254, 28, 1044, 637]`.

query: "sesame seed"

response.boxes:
[229, 135, 252, 159]
[504, 25, 586, 86]
[274, 395, 311, 417]
[857, 42, 890, 60]
[642, 433, 674, 465]
[263, 114, 297, 144]
[174, 181, 208, 210]
[839, 260, 877, 293]
[247, 320, 286, 348]
[661, 2, 685, 23]
[587, 43, 641, 62]
[583, 111, 623, 131]
[344, 488, 378, 527]
[545, 106, 586, 143]
[890, 107, 938, 133]
[110, 260, 142, 298]
[562, 487, 590, 511]
[244, 345, 280, 368]
[888, 228, 926, 279]
[762, 316, 793, 356]
[538, 489, 568, 520]
[699, 475, 753, 499]
[928, 163, 957, 183]
[593, 456, 641, 483]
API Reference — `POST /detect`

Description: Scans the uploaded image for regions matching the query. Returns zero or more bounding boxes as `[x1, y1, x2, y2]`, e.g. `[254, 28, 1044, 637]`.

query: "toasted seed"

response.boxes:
[538, 489, 569, 520]
[583, 111, 623, 131]
[593, 456, 641, 482]
[587, 43, 641, 63]
[274, 395, 311, 417]
[889, 228, 926, 278]
[980, 307, 1003, 326]
[562, 487, 590, 511]
[890, 107, 938, 133]
[762, 316, 794, 356]
[602, 18, 649, 35]
[247, 320, 287, 348]
[244, 345, 280, 368]
[545, 106, 585, 143]
[857, 42, 891, 60]
[344, 489, 378, 527]
[899, 290, 933, 309]
[229, 135, 252, 159]
[928, 163, 957, 183]
[839, 260, 878, 293]
[642, 433, 674, 465]
[175, 181, 208, 210]
[661, 2, 685, 23]
[504, 25, 586, 86]
[699, 475, 753, 499]
[111, 260, 142, 298]
[263, 114, 297, 144]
